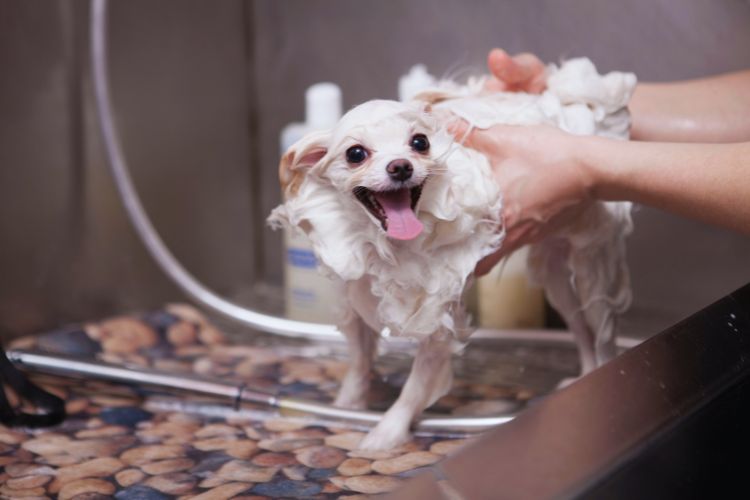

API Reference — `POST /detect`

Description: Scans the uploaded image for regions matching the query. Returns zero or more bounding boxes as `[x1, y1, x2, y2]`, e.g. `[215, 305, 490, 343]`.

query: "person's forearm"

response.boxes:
[629, 71, 750, 143]
[584, 138, 750, 234]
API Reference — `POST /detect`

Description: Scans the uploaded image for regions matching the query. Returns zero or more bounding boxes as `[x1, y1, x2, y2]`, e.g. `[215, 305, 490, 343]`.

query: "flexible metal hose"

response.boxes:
[90, 0, 338, 339]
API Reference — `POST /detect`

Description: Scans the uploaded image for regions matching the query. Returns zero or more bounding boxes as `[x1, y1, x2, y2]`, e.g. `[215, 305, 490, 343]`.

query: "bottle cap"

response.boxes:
[306, 83, 342, 129]
[398, 64, 436, 102]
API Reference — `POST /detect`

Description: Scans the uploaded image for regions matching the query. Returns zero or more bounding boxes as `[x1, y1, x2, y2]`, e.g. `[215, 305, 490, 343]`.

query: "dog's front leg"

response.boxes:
[334, 311, 379, 410]
[359, 332, 454, 450]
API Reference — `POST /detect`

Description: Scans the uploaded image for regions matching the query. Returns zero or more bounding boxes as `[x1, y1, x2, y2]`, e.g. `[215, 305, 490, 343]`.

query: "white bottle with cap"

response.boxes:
[280, 83, 342, 323]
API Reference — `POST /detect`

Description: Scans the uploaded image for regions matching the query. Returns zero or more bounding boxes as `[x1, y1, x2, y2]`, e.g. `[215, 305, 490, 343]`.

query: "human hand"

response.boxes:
[451, 122, 597, 275]
[484, 48, 547, 94]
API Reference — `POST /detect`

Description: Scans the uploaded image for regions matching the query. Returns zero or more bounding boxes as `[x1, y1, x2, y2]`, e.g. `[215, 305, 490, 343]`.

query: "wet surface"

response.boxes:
[2, 304, 578, 498]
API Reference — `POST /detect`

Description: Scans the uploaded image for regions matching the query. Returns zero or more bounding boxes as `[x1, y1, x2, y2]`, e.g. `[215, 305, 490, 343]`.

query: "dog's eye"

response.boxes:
[410, 134, 430, 153]
[345, 145, 368, 165]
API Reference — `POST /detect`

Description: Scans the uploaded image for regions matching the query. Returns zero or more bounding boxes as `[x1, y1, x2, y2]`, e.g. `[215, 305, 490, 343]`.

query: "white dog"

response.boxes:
[269, 58, 636, 449]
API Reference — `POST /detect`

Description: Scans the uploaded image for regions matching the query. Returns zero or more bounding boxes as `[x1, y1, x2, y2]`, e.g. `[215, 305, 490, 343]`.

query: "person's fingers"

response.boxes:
[449, 121, 516, 153]
[447, 120, 494, 150]
[475, 249, 505, 277]
[513, 53, 545, 76]
[453, 125, 492, 151]
[526, 75, 547, 94]
[474, 234, 524, 276]
[484, 49, 512, 91]
[475, 213, 533, 276]
[487, 49, 547, 93]
[487, 48, 518, 82]
[488, 49, 536, 86]
[447, 119, 472, 143]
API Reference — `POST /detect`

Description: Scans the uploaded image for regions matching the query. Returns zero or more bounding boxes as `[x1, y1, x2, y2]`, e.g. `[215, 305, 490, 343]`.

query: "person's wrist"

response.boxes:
[570, 134, 605, 201]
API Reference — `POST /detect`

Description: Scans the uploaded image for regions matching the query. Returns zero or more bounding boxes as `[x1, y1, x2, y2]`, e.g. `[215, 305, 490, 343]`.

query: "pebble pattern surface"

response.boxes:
[2, 304, 576, 498]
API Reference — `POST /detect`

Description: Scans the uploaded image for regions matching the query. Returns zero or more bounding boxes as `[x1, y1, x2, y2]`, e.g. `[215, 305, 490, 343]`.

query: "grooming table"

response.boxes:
[0, 304, 577, 498]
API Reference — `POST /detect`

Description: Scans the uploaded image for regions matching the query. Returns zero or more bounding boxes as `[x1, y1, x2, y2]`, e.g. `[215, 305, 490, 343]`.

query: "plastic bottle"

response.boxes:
[281, 83, 342, 323]
[476, 246, 545, 329]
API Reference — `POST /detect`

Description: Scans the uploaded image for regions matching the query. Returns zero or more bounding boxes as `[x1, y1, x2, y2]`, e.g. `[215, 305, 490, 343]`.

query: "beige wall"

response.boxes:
[1, 0, 749, 338]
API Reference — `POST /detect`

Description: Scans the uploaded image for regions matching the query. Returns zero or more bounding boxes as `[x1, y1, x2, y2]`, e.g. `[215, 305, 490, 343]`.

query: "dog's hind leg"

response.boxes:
[568, 233, 632, 366]
[359, 332, 454, 450]
[334, 310, 379, 410]
[530, 203, 632, 378]
[565, 202, 632, 368]
[529, 240, 598, 376]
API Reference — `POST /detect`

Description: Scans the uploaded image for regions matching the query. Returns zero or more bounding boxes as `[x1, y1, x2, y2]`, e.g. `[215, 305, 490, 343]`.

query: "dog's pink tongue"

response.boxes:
[375, 189, 423, 240]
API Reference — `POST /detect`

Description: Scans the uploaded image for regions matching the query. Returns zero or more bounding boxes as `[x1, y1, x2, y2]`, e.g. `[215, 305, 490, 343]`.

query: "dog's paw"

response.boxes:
[359, 421, 411, 451]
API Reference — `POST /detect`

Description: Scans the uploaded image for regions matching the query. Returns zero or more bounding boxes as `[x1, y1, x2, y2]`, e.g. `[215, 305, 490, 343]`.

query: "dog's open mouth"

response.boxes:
[354, 185, 424, 240]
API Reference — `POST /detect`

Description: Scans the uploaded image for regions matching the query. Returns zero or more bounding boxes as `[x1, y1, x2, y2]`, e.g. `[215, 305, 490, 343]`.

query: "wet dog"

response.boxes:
[269, 58, 635, 449]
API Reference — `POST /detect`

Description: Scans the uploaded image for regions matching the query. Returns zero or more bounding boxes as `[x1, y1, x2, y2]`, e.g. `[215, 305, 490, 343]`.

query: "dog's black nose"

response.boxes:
[386, 159, 413, 182]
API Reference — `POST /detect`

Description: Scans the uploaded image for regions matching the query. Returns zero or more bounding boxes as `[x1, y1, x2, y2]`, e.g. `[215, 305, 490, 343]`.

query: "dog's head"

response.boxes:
[280, 100, 443, 241]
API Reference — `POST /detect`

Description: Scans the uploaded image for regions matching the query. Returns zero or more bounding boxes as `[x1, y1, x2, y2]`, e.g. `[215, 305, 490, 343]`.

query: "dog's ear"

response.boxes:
[413, 88, 450, 107]
[406, 99, 433, 116]
[279, 129, 331, 198]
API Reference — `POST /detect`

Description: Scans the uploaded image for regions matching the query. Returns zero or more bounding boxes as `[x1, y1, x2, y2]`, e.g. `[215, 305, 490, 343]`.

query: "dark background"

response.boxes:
[1, 0, 749, 338]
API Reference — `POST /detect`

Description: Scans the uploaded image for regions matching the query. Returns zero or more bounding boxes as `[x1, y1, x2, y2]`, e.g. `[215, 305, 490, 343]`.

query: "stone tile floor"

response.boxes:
[1, 304, 578, 499]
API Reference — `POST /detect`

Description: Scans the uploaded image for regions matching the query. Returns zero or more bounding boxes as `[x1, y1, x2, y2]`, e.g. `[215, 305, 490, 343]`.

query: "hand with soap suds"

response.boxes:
[462, 49, 750, 275]
[450, 121, 595, 275]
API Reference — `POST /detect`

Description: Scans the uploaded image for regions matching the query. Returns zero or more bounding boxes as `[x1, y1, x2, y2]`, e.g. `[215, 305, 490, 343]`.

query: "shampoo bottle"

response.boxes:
[281, 83, 342, 323]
